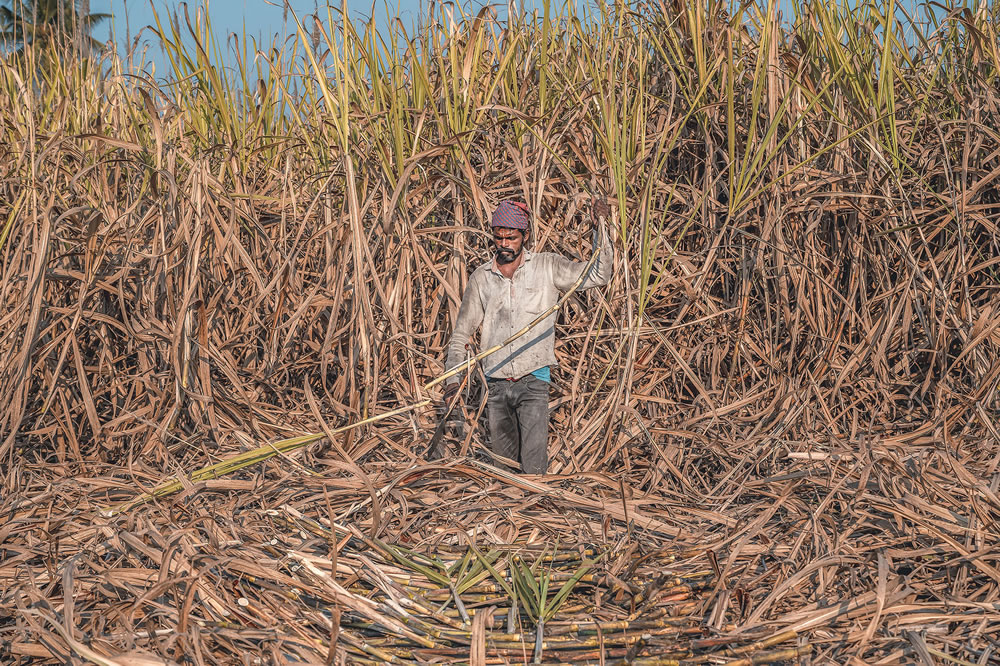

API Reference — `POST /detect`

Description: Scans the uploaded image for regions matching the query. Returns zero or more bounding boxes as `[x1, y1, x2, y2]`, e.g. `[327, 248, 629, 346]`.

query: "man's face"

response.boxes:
[493, 227, 527, 265]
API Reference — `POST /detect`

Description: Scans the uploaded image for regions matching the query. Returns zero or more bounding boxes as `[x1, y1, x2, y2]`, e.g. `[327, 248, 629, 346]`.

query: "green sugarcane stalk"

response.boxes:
[533, 618, 545, 663]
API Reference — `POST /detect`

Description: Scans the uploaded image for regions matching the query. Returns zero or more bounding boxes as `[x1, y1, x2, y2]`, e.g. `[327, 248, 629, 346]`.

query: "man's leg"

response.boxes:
[515, 375, 550, 474]
[486, 380, 520, 468]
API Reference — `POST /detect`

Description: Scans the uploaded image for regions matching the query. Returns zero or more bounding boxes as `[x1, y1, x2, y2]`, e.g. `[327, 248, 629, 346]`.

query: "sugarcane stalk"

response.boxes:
[485, 631, 649, 650]
[720, 629, 798, 656]
[718, 644, 812, 665]
[428, 592, 511, 604]
[533, 618, 544, 663]
[335, 630, 405, 663]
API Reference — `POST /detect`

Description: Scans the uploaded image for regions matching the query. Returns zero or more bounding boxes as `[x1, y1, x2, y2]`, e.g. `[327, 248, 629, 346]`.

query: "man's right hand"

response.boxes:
[442, 383, 461, 408]
[437, 383, 466, 445]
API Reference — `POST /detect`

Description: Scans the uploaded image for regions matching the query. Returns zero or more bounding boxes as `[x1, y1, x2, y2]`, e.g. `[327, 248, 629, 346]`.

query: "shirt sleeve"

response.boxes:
[444, 271, 486, 386]
[551, 221, 614, 292]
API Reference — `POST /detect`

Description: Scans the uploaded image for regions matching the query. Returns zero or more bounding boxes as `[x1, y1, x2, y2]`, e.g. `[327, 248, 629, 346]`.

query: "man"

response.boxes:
[442, 198, 614, 474]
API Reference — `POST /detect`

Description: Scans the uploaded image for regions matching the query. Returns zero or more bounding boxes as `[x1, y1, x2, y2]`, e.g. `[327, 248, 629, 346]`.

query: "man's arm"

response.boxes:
[443, 273, 485, 386]
[552, 218, 614, 291]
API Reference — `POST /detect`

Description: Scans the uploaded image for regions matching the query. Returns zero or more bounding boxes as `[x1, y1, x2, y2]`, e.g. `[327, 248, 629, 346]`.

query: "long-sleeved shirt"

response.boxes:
[444, 224, 614, 383]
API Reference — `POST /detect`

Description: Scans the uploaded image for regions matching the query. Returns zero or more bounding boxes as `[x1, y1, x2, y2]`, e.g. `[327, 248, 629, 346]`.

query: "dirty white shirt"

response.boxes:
[444, 225, 614, 383]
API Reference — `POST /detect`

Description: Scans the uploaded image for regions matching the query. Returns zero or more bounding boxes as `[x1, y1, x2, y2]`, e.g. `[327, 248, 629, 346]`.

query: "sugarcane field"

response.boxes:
[2, 0, 1000, 663]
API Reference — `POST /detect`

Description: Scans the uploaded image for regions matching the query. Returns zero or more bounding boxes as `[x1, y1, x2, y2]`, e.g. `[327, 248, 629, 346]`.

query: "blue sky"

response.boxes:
[92, 0, 519, 76]
[90, 0, 934, 78]
[95, 0, 501, 50]
[97, 0, 426, 40]
[93, 0, 941, 45]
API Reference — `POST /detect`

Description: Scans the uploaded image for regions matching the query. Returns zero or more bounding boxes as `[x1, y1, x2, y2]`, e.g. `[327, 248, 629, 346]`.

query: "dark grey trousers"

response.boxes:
[486, 375, 550, 474]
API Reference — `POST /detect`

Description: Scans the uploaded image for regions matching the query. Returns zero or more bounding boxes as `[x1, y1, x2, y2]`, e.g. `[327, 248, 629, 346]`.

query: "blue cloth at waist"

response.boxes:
[530, 366, 551, 383]
[486, 366, 551, 383]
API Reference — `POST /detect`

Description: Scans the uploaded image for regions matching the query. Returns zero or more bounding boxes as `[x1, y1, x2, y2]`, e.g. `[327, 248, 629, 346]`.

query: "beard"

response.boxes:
[495, 246, 521, 265]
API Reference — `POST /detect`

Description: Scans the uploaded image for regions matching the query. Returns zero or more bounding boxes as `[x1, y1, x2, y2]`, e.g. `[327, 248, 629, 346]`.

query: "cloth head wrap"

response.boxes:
[491, 201, 531, 230]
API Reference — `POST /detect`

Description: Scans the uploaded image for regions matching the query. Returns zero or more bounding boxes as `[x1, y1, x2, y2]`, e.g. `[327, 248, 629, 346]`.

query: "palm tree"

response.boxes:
[0, 0, 110, 53]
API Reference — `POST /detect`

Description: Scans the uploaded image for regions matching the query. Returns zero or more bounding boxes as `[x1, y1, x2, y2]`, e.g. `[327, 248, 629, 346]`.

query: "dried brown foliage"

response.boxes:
[2, 0, 1000, 663]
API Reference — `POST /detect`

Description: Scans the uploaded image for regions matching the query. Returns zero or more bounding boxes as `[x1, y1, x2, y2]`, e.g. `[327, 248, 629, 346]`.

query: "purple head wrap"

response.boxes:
[491, 201, 531, 230]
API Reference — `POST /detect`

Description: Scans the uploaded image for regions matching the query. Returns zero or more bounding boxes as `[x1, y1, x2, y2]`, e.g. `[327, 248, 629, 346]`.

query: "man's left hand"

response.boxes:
[592, 198, 611, 223]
